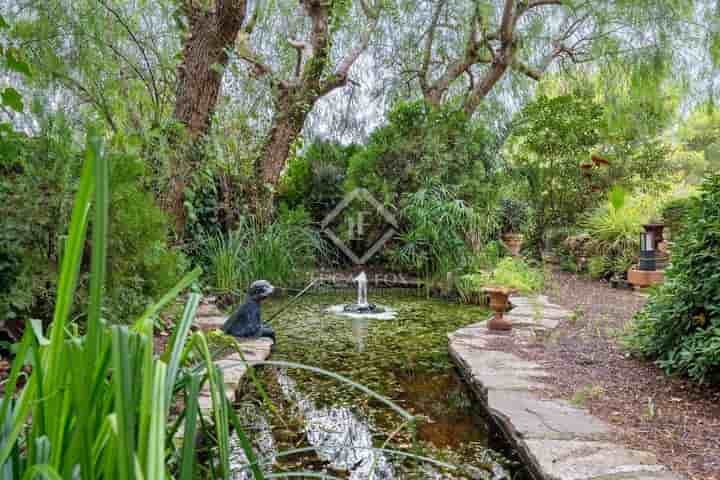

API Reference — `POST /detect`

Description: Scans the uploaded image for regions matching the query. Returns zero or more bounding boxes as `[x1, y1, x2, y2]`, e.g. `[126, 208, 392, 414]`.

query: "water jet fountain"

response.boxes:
[325, 271, 397, 319]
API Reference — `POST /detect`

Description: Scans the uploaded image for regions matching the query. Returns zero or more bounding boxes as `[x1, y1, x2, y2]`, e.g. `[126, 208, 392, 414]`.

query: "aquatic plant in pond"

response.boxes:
[232, 290, 513, 479]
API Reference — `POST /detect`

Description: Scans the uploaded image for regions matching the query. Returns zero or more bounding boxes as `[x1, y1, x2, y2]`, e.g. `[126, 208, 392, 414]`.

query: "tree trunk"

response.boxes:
[169, 1, 248, 236]
[258, 100, 306, 186]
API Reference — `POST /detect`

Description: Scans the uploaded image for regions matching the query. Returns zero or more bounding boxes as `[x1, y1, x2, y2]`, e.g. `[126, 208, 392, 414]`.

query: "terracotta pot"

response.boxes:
[502, 233, 524, 257]
[483, 286, 517, 331]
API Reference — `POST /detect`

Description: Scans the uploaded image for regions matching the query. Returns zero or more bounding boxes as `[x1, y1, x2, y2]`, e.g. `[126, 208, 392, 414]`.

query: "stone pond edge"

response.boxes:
[448, 296, 686, 480]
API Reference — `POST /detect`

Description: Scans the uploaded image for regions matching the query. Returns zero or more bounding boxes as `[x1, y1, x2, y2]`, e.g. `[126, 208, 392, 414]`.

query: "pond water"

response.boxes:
[230, 289, 514, 479]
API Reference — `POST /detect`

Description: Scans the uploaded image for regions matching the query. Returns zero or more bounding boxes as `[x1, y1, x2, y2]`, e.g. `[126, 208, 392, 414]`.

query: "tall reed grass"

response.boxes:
[203, 212, 327, 296]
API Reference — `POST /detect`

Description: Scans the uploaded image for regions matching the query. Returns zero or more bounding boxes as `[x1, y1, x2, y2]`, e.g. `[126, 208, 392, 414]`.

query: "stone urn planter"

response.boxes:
[483, 286, 518, 331]
[501, 233, 524, 256]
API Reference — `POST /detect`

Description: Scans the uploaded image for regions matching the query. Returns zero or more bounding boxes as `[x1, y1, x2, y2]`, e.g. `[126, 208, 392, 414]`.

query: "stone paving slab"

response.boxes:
[197, 335, 273, 412]
[195, 315, 226, 330]
[489, 390, 611, 441]
[449, 295, 685, 480]
[196, 301, 223, 318]
[524, 440, 670, 480]
[505, 314, 561, 330]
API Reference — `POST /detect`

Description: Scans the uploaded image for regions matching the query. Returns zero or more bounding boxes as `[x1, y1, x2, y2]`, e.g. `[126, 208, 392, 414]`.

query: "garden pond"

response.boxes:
[227, 289, 517, 479]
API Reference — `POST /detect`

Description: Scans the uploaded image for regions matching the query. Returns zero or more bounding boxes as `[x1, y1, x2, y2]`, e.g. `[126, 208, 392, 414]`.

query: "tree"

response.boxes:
[394, 0, 700, 116]
[671, 104, 720, 183]
[505, 93, 603, 254]
[236, 0, 383, 188]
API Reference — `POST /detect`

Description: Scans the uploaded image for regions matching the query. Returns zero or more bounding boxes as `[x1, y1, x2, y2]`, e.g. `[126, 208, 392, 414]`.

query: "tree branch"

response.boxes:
[288, 38, 309, 78]
[243, 0, 260, 34]
[499, 0, 515, 42]
[421, 0, 448, 92]
[318, 0, 382, 96]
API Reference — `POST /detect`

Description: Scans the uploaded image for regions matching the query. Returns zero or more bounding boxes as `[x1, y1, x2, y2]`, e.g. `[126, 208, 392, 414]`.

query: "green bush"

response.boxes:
[0, 117, 185, 324]
[625, 174, 720, 383]
[278, 140, 358, 221]
[457, 257, 543, 304]
[106, 152, 187, 319]
[388, 185, 493, 278]
[587, 256, 608, 279]
[491, 257, 544, 293]
[661, 196, 695, 240]
[344, 100, 495, 204]
[499, 197, 528, 234]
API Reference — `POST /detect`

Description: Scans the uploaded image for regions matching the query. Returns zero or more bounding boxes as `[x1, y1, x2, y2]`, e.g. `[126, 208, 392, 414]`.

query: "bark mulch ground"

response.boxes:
[503, 268, 720, 480]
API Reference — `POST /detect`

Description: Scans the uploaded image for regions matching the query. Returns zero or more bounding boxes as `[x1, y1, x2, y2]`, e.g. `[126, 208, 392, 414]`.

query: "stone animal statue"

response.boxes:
[222, 280, 276, 343]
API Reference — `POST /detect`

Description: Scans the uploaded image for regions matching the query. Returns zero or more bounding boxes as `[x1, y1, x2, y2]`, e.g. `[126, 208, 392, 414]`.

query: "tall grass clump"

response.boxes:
[0, 132, 245, 479]
[203, 208, 327, 294]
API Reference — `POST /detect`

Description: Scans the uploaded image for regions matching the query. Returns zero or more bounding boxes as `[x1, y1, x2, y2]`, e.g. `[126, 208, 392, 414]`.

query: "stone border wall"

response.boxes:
[449, 295, 685, 480]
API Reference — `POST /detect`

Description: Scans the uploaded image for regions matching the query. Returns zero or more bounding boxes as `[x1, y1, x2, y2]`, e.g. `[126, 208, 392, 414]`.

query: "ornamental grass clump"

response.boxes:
[625, 174, 720, 384]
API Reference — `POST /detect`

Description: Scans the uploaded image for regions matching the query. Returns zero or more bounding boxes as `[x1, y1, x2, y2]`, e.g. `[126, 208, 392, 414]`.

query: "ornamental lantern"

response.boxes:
[639, 229, 657, 271]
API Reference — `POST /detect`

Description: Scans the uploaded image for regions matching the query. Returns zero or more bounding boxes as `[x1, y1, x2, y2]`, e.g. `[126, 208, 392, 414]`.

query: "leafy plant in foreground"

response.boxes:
[625, 174, 720, 384]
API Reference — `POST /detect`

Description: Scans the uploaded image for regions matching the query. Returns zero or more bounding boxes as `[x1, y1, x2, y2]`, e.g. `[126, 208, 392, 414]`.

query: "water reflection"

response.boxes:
[351, 318, 369, 352]
[277, 370, 396, 479]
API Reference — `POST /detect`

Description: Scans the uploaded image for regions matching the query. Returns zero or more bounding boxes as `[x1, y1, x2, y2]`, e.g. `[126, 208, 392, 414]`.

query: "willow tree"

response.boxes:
[389, 0, 711, 116]
[235, 0, 384, 187]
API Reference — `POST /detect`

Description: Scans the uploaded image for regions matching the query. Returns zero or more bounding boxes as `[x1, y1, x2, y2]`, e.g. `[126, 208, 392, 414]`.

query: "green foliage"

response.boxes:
[626, 175, 720, 383]
[670, 104, 720, 183]
[0, 133, 224, 480]
[389, 184, 495, 278]
[587, 256, 609, 280]
[506, 94, 604, 255]
[661, 195, 695, 239]
[278, 140, 359, 220]
[489, 257, 544, 293]
[345, 100, 495, 203]
[106, 152, 188, 319]
[458, 257, 543, 302]
[0, 115, 184, 325]
[203, 207, 326, 294]
[498, 197, 528, 234]
[0, 134, 414, 479]
[582, 191, 661, 278]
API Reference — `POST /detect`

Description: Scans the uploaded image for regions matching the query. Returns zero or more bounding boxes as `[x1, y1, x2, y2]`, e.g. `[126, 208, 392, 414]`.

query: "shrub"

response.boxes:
[457, 258, 544, 304]
[344, 100, 495, 204]
[491, 257, 544, 293]
[661, 196, 694, 240]
[582, 191, 661, 278]
[106, 152, 187, 319]
[587, 256, 608, 279]
[278, 140, 358, 221]
[389, 185, 492, 278]
[506, 94, 604, 256]
[499, 197, 528, 234]
[625, 174, 720, 383]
